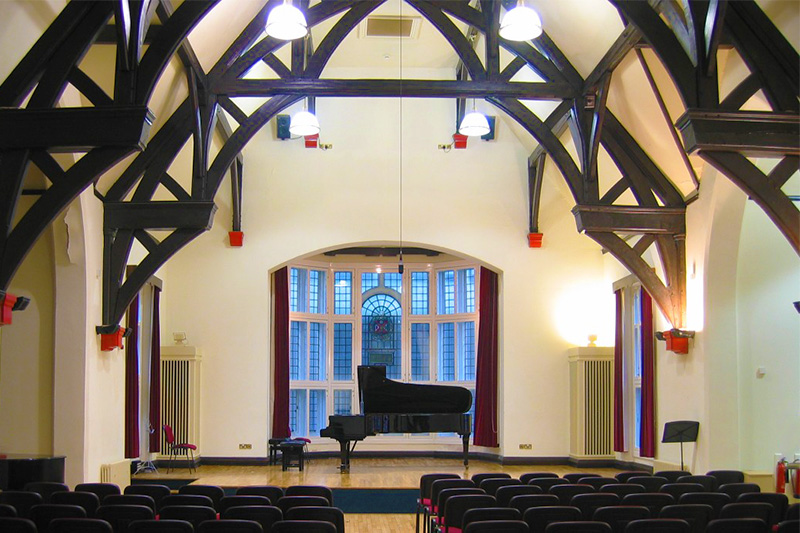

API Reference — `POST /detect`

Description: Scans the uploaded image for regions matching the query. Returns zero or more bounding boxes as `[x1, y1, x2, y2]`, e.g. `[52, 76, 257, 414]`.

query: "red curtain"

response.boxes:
[639, 287, 656, 457]
[148, 286, 161, 453]
[613, 289, 625, 452]
[125, 294, 140, 459]
[474, 267, 499, 447]
[272, 267, 291, 439]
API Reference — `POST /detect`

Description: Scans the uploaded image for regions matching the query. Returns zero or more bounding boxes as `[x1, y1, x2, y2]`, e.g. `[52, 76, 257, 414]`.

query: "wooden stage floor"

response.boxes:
[133, 457, 625, 533]
[133, 456, 623, 490]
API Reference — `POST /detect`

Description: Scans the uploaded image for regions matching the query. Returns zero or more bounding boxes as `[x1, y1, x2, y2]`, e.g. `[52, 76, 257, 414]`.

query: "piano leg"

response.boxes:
[338, 440, 351, 473]
[462, 433, 470, 466]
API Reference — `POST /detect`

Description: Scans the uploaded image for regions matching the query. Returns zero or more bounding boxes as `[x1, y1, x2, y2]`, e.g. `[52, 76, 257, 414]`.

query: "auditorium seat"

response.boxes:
[678, 492, 731, 518]
[737, 492, 788, 526]
[417, 473, 461, 533]
[23, 481, 69, 503]
[75, 483, 121, 503]
[197, 519, 264, 532]
[50, 517, 115, 533]
[777, 519, 800, 532]
[520, 473, 559, 484]
[219, 495, 273, 513]
[284, 485, 334, 505]
[675, 475, 718, 492]
[549, 483, 595, 505]
[654, 471, 691, 483]
[717, 482, 761, 499]
[435, 488, 485, 526]
[592, 505, 651, 533]
[706, 470, 745, 485]
[236, 486, 285, 505]
[471, 472, 511, 484]
[95, 504, 154, 533]
[0, 503, 17, 517]
[623, 518, 690, 532]
[523, 505, 582, 533]
[508, 494, 560, 515]
[103, 494, 156, 514]
[705, 517, 769, 532]
[222, 505, 283, 532]
[0, 491, 43, 518]
[0, 516, 40, 532]
[430, 479, 476, 514]
[124, 484, 171, 508]
[569, 493, 621, 519]
[544, 521, 611, 532]
[127, 519, 195, 532]
[785, 503, 799, 521]
[29, 503, 87, 531]
[528, 478, 569, 492]
[615, 472, 647, 483]
[179, 484, 225, 511]
[462, 507, 521, 531]
[159, 504, 218, 528]
[159, 494, 215, 512]
[464, 519, 530, 532]
[579, 478, 619, 490]
[659, 483, 705, 500]
[621, 493, 675, 515]
[271, 519, 337, 533]
[627, 476, 668, 492]
[658, 504, 714, 533]
[51, 491, 101, 518]
[719, 502, 774, 524]
[600, 484, 646, 498]
[480, 478, 522, 496]
[495, 485, 543, 507]
[438, 493, 495, 533]
[276, 496, 330, 514]
[285, 505, 346, 533]
[563, 473, 601, 484]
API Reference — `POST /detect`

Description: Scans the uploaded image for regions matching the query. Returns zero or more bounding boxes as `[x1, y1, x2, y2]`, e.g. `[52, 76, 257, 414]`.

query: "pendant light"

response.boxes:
[459, 100, 490, 137]
[499, 0, 543, 41]
[265, 0, 308, 41]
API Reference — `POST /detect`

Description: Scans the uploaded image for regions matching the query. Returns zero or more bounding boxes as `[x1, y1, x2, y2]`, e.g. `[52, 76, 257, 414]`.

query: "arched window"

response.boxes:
[362, 292, 402, 379]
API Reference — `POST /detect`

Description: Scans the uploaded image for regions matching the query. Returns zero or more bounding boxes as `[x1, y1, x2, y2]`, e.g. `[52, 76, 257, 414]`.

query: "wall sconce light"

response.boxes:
[656, 328, 695, 354]
[173, 331, 187, 345]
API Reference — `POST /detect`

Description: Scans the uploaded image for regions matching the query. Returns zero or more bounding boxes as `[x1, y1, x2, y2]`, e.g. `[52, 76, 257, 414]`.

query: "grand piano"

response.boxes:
[320, 366, 472, 472]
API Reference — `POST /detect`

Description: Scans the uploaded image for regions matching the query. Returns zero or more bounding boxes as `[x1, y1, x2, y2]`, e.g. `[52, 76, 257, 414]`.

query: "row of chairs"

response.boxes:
[0, 482, 344, 533]
[0, 517, 340, 533]
[0, 482, 333, 516]
[417, 471, 799, 533]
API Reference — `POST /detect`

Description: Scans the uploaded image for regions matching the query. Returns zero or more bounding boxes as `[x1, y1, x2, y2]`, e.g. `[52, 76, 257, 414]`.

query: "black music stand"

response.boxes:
[662, 421, 699, 471]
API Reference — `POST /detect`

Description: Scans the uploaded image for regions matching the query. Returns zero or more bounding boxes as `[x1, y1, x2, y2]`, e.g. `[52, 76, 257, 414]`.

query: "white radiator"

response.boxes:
[100, 459, 131, 487]
[159, 346, 202, 460]
[569, 347, 614, 460]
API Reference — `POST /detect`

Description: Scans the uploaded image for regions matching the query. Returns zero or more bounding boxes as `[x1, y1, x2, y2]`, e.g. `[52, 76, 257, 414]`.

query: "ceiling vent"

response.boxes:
[360, 15, 421, 39]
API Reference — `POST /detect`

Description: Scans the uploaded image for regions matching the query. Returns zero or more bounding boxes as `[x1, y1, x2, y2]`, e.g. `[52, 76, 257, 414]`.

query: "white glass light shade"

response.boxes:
[289, 110, 320, 136]
[459, 111, 491, 137]
[499, 3, 543, 41]
[265, 2, 308, 40]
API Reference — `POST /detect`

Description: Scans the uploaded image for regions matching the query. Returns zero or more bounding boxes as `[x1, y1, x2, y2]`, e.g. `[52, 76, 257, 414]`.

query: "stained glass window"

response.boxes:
[362, 293, 402, 379]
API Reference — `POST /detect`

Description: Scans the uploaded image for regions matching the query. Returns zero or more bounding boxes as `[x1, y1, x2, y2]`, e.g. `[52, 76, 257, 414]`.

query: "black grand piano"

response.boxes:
[320, 366, 472, 472]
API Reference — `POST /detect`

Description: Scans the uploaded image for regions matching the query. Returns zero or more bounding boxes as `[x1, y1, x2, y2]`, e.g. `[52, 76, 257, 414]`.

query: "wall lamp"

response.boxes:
[656, 328, 695, 355]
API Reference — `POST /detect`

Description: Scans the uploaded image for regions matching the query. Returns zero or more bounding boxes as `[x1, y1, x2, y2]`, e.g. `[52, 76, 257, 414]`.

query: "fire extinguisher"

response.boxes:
[792, 461, 800, 499]
[776, 459, 786, 493]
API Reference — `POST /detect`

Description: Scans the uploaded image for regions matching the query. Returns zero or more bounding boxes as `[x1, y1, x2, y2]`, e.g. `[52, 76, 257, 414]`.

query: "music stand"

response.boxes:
[662, 421, 699, 471]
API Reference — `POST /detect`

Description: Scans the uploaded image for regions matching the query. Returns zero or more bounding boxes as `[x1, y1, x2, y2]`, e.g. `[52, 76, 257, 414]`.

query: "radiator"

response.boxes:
[100, 459, 131, 487]
[159, 346, 202, 460]
[569, 347, 614, 460]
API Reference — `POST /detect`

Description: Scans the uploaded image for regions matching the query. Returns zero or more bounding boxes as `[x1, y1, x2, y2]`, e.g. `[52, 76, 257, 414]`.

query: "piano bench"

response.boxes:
[279, 441, 305, 471]
[268, 438, 284, 465]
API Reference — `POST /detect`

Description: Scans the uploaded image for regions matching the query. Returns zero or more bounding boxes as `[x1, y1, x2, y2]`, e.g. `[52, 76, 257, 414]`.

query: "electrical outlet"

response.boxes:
[519, 443, 532, 450]
[239, 443, 252, 450]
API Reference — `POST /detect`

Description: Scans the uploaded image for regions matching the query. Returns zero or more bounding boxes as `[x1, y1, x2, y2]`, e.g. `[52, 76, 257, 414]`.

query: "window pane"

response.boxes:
[411, 272, 429, 315]
[438, 322, 455, 381]
[411, 323, 430, 381]
[334, 272, 352, 314]
[362, 293, 402, 379]
[334, 389, 352, 415]
[438, 270, 455, 315]
[333, 323, 352, 380]
[309, 269, 326, 314]
[290, 389, 307, 436]
[384, 272, 402, 293]
[457, 321, 476, 381]
[290, 268, 308, 313]
[290, 321, 307, 380]
[309, 322, 326, 381]
[362, 272, 379, 293]
[309, 389, 326, 437]
[462, 268, 476, 313]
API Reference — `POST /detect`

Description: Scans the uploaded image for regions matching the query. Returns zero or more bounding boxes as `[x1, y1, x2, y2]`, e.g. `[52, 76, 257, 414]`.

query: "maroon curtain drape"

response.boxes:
[148, 286, 161, 452]
[613, 289, 625, 452]
[272, 267, 291, 439]
[125, 294, 140, 459]
[639, 287, 656, 457]
[473, 267, 499, 448]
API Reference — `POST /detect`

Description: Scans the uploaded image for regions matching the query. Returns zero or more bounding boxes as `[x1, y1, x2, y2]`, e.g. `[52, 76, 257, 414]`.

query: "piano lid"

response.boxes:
[357, 365, 473, 414]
